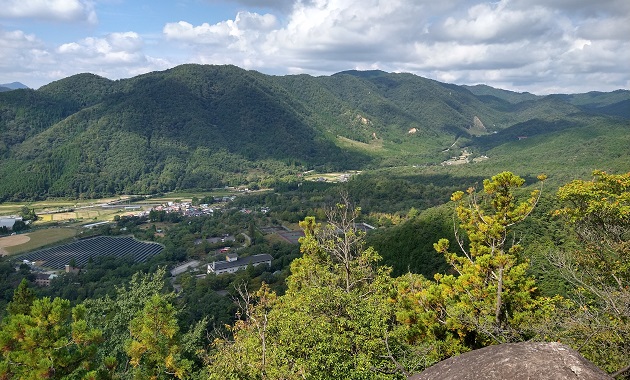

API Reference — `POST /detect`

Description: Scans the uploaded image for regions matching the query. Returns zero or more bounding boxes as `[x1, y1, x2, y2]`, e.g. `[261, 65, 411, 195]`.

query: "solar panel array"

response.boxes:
[20, 236, 164, 269]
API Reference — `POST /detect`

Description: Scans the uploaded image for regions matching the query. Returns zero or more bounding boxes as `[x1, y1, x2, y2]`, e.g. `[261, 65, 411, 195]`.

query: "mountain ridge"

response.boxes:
[0, 64, 628, 200]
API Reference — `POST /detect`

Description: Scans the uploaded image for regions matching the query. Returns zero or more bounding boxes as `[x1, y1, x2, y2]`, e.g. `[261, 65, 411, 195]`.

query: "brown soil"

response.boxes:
[0, 234, 31, 256]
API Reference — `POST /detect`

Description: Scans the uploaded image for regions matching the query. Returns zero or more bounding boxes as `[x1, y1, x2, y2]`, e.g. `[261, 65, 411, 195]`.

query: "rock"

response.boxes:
[409, 342, 611, 380]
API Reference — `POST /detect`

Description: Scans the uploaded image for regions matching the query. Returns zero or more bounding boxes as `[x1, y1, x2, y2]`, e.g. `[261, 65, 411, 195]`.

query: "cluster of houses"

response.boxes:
[151, 194, 244, 217]
[152, 201, 217, 217]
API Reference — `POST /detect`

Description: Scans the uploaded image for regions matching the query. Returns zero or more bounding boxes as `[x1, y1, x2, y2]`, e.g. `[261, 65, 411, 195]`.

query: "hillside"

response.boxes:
[0, 64, 628, 200]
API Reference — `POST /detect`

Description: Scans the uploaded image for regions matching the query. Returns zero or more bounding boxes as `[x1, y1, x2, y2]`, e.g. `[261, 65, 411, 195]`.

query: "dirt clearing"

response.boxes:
[0, 234, 31, 256]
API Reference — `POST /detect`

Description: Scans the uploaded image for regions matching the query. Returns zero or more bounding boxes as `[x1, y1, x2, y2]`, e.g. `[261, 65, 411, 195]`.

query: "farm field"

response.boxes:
[36, 208, 129, 224]
[1, 228, 77, 256]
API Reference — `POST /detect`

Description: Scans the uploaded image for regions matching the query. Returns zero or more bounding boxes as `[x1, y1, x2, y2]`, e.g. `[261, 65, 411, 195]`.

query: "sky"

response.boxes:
[0, 0, 629, 94]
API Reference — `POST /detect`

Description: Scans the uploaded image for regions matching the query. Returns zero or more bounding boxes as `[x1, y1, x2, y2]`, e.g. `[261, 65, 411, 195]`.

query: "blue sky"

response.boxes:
[1, 0, 629, 94]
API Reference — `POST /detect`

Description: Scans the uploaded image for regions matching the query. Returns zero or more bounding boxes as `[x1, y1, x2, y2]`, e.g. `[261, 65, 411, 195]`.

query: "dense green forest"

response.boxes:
[0, 64, 628, 200]
[0, 171, 628, 379]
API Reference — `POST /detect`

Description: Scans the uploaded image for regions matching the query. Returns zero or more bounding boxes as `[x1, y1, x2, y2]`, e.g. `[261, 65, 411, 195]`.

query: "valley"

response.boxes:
[0, 66, 628, 378]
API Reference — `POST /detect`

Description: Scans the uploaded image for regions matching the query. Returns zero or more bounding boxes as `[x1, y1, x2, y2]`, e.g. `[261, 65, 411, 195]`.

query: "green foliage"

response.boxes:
[19, 205, 38, 221]
[0, 259, 33, 318]
[435, 172, 549, 342]
[6, 278, 35, 316]
[0, 297, 102, 379]
[127, 294, 192, 379]
[367, 205, 452, 277]
[208, 203, 410, 379]
[390, 172, 559, 366]
[552, 170, 630, 374]
[82, 268, 171, 370]
[1, 65, 628, 200]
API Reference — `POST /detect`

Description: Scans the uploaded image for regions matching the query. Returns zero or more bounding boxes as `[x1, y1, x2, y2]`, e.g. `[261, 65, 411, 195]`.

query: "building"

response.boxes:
[208, 253, 273, 275]
[0, 216, 22, 230]
[34, 273, 58, 287]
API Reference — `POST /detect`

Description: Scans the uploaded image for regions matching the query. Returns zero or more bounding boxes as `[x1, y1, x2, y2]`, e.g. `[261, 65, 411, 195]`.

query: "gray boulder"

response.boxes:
[410, 342, 611, 380]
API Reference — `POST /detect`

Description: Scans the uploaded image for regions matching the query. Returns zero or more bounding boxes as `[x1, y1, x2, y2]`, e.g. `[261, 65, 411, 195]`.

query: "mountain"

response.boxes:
[0, 64, 628, 200]
[462, 84, 539, 104]
[0, 82, 29, 90]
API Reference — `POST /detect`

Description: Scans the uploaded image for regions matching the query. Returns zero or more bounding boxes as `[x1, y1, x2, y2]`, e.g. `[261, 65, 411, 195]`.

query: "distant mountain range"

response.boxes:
[0, 82, 29, 92]
[0, 64, 628, 200]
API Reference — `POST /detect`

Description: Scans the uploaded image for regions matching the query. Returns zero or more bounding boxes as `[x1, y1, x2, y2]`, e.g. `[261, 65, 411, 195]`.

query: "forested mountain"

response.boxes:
[0, 64, 628, 200]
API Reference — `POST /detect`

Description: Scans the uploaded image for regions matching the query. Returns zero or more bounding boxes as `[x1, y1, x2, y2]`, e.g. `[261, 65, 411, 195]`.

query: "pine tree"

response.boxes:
[6, 278, 36, 316]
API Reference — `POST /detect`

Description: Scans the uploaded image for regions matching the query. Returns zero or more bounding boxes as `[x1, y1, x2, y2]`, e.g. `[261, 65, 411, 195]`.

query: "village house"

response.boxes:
[0, 216, 22, 230]
[34, 272, 58, 287]
[208, 253, 273, 275]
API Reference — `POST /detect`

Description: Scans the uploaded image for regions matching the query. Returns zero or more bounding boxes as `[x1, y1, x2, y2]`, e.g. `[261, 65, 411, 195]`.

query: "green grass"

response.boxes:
[0, 204, 22, 215]
[4, 227, 78, 255]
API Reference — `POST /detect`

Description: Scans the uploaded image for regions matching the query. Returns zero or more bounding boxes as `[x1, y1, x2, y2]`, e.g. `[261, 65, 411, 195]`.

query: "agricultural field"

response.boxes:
[36, 207, 132, 224]
[18, 236, 164, 269]
[0, 228, 77, 256]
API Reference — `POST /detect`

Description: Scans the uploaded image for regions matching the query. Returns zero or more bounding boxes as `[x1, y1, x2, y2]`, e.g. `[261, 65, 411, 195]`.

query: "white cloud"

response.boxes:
[205, 0, 297, 12]
[164, 11, 277, 46]
[57, 32, 145, 64]
[0, 28, 42, 69]
[432, 2, 556, 43]
[0, 0, 97, 23]
[1, 0, 628, 93]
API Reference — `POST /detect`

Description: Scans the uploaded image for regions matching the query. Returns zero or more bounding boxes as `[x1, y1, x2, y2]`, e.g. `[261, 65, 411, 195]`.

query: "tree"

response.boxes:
[208, 197, 410, 379]
[19, 205, 38, 222]
[83, 268, 170, 373]
[6, 278, 36, 316]
[553, 170, 630, 376]
[127, 294, 192, 379]
[11, 219, 27, 232]
[426, 172, 552, 347]
[0, 297, 102, 379]
[207, 283, 283, 379]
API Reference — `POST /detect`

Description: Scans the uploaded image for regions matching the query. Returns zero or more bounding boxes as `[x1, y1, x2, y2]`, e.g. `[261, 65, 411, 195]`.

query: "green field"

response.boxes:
[3, 228, 77, 255]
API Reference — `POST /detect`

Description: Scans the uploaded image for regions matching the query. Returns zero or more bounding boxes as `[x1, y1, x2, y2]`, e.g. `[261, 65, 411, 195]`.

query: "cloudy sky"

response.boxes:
[1, 0, 628, 94]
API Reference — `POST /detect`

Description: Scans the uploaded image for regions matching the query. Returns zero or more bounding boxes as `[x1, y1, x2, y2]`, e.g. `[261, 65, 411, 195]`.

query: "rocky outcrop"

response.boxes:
[409, 342, 611, 380]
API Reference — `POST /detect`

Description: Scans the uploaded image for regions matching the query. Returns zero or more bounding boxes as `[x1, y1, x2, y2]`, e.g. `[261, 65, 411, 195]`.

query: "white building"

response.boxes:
[208, 253, 272, 275]
[0, 216, 22, 230]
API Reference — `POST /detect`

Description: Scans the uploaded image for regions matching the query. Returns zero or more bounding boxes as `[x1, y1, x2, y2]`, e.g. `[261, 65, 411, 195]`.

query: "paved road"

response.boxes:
[170, 260, 201, 276]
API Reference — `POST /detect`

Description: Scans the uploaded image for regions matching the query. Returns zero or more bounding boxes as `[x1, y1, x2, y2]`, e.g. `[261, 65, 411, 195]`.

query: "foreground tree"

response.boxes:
[435, 172, 551, 342]
[127, 294, 193, 379]
[6, 278, 36, 316]
[553, 170, 630, 376]
[83, 268, 206, 378]
[0, 297, 102, 379]
[83, 268, 170, 370]
[208, 198, 410, 379]
[394, 172, 558, 362]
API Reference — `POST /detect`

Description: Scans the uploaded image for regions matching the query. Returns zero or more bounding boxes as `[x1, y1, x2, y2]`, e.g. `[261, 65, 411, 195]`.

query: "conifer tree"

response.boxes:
[0, 297, 102, 379]
[6, 278, 35, 316]
[553, 170, 630, 376]
[394, 172, 557, 364]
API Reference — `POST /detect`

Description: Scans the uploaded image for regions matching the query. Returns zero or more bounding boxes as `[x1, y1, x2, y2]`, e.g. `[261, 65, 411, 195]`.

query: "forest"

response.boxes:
[0, 64, 629, 200]
[0, 170, 628, 379]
